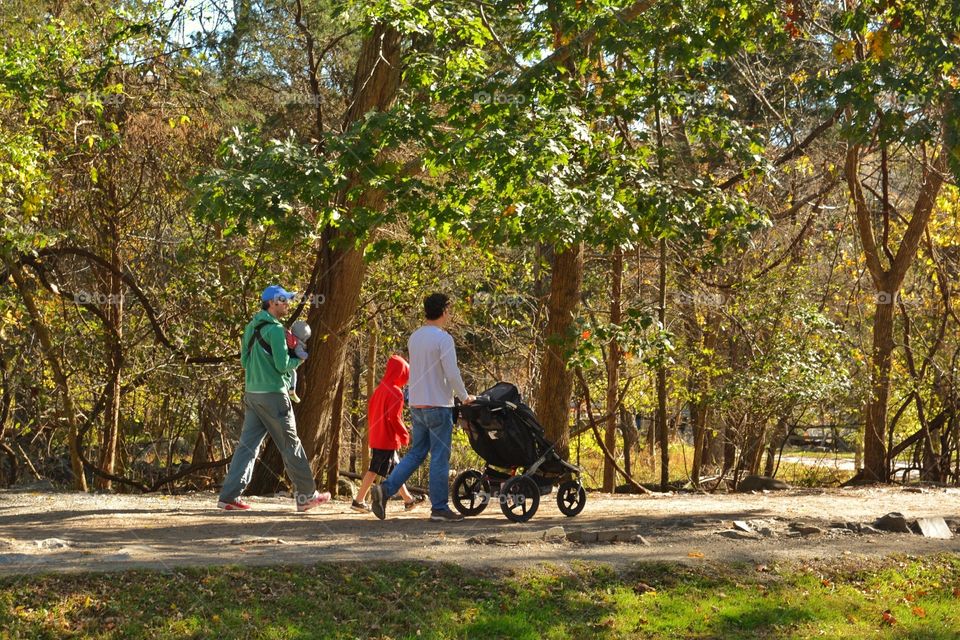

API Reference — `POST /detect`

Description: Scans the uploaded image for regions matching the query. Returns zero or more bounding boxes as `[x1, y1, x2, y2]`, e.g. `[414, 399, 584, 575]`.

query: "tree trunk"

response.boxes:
[245, 23, 402, 494]
[683, 302, 716, 485]
[192, 384, 229, 483]
[620, 407, 637, 480]
[534, 243, 584, 457]
[325, 365, 346, 493]
[602, 248, 622, 492]
[690, 400, 707, 483]
[363, 312, 378, 472]
[846, 140, 945, 482]
[748, 419, 767, 476]
[763, 416, 790, 477]
[703, 416, 725, 471]
[657, 237, 669, 490]
[96, 221, 123, 490]
[864, 293, 895, 482]
[7, 262, 87, 491]
[348, 343, 362, 474]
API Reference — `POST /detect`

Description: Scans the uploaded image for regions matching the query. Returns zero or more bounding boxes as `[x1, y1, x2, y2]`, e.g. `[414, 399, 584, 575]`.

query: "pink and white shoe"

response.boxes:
[297, 491, 332, 512]
[217, 497, 252, 511]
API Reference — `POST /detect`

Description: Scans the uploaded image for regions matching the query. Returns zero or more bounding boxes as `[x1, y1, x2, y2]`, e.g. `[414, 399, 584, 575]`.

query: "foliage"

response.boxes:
[2, 0, 960, 492]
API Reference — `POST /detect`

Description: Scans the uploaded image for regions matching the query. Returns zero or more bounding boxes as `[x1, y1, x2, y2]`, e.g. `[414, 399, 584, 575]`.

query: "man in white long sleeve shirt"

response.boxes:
[371, 293, 474, 521]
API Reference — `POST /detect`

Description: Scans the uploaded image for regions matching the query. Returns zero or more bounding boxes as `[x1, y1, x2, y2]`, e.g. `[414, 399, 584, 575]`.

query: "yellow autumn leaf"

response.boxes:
[867, 29, 891, 59]
[833, 40, 855, 63]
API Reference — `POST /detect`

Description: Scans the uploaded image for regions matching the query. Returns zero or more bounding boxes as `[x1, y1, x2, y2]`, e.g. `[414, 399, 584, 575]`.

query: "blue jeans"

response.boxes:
[381, 407, 454, 511]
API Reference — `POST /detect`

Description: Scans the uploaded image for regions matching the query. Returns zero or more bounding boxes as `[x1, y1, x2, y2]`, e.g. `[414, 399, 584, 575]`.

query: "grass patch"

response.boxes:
[1, 555, 959, 638]
[775, 460, 856, 487]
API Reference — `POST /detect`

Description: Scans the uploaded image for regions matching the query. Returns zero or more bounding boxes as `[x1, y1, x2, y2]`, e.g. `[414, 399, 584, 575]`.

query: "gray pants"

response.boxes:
[219, 392, 316, 503]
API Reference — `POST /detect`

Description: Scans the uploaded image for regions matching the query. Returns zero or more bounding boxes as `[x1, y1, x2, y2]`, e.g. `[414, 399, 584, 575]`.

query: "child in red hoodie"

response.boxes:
[352, 354, 422, 512]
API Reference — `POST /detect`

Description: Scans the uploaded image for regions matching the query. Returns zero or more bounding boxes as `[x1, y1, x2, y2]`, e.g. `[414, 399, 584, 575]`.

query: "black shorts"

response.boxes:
[369, 448, 400, 477]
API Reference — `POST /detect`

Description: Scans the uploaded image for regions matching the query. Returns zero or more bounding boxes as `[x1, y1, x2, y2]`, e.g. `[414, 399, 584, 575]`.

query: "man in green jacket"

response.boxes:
[217, 285, 331, 512]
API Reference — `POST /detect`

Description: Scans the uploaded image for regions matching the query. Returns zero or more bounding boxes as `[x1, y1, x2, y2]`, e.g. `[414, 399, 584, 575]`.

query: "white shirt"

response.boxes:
[407, 325, 469, 407]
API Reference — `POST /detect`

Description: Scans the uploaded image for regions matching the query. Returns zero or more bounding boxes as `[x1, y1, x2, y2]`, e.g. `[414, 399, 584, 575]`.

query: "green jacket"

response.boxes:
[240, 310, 302, 393]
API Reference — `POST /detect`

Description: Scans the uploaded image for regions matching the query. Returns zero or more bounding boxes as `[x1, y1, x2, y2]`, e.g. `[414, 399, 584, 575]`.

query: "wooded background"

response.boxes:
[1, 0, 958, 494]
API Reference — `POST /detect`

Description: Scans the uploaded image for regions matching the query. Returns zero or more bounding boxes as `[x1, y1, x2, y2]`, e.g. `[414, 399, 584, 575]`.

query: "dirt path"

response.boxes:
[1, 486, 958, 576]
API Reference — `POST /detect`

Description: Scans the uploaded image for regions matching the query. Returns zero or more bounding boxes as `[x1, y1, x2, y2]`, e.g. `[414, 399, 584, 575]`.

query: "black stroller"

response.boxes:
[452, 382, 586, 522]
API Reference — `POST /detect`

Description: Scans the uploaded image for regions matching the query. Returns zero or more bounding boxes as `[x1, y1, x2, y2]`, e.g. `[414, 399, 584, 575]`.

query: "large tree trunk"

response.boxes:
[245, 23, 402, 494]
[602, 248, 622, 492]
[534, 244, 584, 456]
[846, 142, 945, 483]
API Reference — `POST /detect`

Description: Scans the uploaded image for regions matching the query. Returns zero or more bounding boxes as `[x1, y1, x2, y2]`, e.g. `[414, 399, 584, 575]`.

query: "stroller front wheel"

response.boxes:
[556, 480, 586, 517]
[500, 476, 540, 523]
[452, 469, 490, 516]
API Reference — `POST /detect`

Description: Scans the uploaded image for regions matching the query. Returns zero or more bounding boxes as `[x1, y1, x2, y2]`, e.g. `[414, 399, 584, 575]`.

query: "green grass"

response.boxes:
[2, 556, 959, 638]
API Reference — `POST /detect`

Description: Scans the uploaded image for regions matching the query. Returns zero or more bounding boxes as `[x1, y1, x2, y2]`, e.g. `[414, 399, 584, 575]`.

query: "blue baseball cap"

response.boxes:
[261, 284, 297, 303]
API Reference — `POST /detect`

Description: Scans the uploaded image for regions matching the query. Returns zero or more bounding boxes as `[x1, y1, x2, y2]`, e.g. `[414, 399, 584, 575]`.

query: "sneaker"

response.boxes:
[351, 499, 370, 513]
[430, 508, 464, 522]
[370, 484, 386, 520]
[297, 491, 332, 513]
[217, 498, 251, 511]
[404, 495, 426, 511]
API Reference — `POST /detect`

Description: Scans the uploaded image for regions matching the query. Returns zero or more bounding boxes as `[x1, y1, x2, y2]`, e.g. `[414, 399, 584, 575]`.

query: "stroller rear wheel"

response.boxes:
[556, 480, 586, 517]
[452, 469, 490, 516]
[500, 476, 540, 523]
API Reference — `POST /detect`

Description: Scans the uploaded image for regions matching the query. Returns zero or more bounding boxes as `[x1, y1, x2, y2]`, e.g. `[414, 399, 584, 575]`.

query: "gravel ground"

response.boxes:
[1, 485, 958, 575]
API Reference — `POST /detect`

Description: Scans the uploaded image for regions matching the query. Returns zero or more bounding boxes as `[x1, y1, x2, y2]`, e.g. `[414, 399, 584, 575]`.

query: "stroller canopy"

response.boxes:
[458, 383, 549, 469]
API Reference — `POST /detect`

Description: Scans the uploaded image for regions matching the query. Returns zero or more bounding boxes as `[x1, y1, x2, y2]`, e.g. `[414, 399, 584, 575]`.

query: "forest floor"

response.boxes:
[1, 485, 958, 576]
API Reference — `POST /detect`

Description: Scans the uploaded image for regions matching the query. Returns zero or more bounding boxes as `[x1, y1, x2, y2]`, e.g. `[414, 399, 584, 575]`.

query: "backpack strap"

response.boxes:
[245, 321, 274, 359]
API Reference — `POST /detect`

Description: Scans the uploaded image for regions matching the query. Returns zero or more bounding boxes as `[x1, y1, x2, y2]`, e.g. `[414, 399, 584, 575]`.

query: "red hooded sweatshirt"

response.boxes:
[368, 354, 410, 450]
